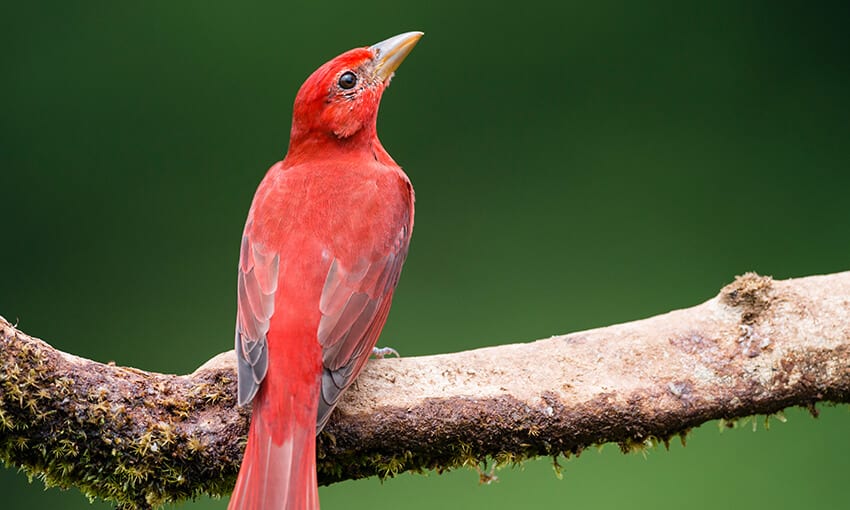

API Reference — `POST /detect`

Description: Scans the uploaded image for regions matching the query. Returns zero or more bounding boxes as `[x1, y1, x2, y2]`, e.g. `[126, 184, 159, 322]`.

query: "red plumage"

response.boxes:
[228, 32, 422, 510]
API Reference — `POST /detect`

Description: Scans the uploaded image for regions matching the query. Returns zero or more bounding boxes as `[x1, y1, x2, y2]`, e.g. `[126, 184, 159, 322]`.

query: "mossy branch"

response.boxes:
[2, 272, 850, 509]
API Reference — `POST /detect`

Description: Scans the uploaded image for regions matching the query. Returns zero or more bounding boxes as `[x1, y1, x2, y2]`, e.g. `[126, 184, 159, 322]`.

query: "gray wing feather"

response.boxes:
[235, 232, 279, 406]
[315, 226, 409, 431]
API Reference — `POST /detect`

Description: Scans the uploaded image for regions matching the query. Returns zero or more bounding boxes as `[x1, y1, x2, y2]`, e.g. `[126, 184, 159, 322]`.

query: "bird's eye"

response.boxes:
[338, 71, 358, 90]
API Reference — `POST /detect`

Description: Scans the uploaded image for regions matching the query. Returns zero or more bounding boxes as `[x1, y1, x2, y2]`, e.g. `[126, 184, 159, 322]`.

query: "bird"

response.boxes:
[228, 31, 422, 510]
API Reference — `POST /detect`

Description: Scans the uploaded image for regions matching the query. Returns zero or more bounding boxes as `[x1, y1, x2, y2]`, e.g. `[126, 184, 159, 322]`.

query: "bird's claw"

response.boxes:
[371, 346, 400, 358]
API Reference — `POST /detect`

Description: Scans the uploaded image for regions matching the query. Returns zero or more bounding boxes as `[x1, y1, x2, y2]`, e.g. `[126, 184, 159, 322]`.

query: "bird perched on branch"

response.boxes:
[228, 32, 422, 510]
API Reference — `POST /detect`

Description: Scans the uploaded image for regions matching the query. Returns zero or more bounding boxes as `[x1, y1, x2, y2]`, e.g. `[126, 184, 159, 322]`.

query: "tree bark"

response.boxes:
[1, 272, 849, 509]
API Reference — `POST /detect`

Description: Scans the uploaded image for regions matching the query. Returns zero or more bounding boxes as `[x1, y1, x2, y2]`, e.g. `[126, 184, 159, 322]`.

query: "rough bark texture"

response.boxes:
[1, 272, 849, 508]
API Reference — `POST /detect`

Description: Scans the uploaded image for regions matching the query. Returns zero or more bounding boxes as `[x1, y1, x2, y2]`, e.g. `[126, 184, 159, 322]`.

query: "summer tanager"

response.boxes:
[228, 32, 422, 510]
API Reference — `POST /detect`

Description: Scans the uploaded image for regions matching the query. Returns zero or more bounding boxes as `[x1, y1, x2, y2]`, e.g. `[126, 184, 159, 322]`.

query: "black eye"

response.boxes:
[338, 71, 357, 90]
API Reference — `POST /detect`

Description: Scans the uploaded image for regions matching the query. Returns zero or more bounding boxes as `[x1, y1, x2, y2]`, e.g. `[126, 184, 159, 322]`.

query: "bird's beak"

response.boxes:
[371, 31, 424, 82]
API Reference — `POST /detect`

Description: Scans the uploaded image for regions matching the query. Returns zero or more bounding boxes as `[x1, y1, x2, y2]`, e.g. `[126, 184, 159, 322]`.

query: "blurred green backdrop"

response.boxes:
[2, 1, 849, 509]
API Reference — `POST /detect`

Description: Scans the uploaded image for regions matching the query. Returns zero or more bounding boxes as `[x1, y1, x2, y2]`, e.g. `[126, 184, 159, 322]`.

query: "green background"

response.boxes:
[2, 1, 849, 509]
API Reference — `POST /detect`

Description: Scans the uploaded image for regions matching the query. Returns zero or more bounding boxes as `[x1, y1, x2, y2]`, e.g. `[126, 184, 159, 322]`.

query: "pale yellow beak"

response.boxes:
[371, 31, 424, 82]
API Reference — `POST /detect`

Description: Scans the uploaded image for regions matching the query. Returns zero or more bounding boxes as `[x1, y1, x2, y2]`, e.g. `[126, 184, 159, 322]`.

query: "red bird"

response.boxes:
[228, 32, 422, 510]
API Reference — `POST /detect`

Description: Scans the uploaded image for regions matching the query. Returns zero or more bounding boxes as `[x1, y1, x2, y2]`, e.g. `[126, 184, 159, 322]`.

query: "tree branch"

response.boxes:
[2, 272, 849, 508]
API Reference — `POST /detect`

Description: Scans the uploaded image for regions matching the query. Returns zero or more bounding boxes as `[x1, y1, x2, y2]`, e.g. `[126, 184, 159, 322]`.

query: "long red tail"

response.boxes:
[228, 391, 318, 510]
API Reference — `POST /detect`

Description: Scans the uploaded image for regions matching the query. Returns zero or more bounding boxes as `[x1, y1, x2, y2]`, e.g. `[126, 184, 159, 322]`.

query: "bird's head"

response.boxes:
[288, 31, 423, 150]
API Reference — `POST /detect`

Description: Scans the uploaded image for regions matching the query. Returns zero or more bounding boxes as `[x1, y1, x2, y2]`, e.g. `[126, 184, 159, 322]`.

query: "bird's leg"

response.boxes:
[371, 346, 400, 358]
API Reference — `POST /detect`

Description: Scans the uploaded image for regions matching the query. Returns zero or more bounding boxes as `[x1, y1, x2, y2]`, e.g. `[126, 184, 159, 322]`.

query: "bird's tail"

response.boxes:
[228, 393, 318, 510]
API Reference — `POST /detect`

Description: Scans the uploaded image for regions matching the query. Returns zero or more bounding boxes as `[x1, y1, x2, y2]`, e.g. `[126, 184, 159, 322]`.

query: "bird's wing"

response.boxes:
[316, 224, 410, 430]
[235, 227, 280, 406]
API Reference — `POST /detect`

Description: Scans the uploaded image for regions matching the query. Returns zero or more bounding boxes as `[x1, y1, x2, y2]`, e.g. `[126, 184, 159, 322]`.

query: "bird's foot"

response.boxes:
[371, 346, 400, 358]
